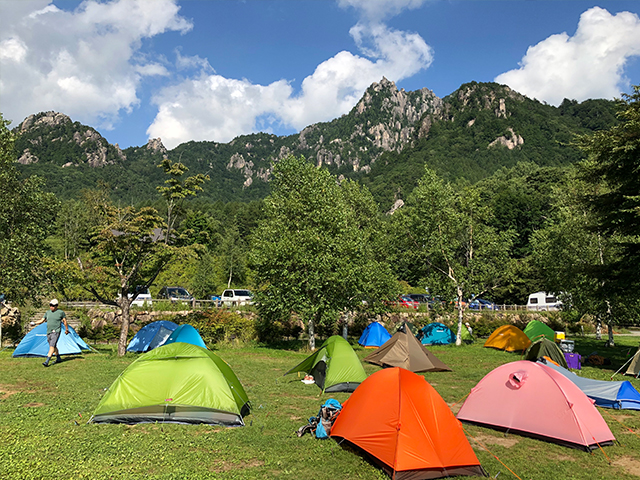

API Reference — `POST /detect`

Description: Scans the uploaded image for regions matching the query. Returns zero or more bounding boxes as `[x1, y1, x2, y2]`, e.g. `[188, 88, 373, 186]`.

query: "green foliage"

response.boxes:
[177, 309, 256, 344]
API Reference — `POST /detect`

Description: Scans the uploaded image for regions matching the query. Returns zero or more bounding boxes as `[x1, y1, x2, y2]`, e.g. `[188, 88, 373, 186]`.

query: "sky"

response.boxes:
[1, 0, 640, 150]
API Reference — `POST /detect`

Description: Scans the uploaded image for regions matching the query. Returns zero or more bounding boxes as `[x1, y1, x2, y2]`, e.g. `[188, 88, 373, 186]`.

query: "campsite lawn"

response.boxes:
[2, 334, 640, 479]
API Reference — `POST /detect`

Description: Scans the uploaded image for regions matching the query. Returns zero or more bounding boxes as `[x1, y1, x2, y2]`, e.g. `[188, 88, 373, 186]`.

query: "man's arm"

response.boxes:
[62, 315, 69, 334]
[32, 314, 46, 326]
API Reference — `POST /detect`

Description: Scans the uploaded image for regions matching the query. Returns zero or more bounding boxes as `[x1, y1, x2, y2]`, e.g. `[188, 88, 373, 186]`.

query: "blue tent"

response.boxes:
[127, 320, 178, 353]
[164, 324, 207, 349]
[13, 324, 91, 357]
[539, 358, 640, 410]
[358, 322, 392, 348]
[417, 323, 455, 346]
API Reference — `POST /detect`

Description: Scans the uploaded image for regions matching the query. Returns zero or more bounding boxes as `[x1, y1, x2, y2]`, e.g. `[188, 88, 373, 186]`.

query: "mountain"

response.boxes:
[12, 79, 618, 208]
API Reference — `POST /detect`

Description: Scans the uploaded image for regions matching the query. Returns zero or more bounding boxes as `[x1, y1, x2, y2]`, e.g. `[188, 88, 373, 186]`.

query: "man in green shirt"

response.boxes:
[33, 299, 69, 367]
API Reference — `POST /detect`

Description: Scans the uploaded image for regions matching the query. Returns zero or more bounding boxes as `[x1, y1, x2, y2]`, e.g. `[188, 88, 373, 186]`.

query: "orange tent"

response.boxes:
[484, 325, 531, 352]
[330, 368, 485, 479]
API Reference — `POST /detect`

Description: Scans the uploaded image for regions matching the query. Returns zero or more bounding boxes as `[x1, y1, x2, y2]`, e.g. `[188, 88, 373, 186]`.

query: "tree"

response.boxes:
[250, 156, 397, 350]
[156, 157, 209, 243]
[0, 113, 58, 304]
[395, 168, 513, 345]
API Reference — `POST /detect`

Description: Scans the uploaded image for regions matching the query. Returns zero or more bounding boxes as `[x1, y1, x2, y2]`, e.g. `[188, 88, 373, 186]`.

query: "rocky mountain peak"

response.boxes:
[146, 138, 167, 155]
[19, 111, 71, 132]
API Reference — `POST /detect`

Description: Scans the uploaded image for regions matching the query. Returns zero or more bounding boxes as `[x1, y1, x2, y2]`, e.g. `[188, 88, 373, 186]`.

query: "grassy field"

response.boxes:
[2, 334, 640, 480]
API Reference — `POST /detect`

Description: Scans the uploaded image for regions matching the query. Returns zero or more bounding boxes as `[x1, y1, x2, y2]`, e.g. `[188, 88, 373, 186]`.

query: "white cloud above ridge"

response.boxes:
[148, 10, 434, 148]
[495, 7, 640, 105]
[0, 0, 192, 129]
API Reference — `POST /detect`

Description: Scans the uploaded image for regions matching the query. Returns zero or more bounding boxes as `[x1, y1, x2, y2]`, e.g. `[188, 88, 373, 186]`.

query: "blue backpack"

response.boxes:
[296, 398, 342, 439]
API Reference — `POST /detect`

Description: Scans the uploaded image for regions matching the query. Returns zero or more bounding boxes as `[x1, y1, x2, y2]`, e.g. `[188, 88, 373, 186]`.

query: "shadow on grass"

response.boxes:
[573, 336, 640, 373]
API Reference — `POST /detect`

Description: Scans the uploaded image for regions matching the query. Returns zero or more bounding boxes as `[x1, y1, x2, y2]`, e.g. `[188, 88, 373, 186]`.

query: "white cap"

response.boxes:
[49, 299, 59, 306]
[465, 322, 470, 326]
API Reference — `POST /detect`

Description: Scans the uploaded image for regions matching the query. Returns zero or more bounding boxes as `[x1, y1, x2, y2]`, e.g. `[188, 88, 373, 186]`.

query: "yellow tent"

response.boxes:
[484, 325, 531, 352]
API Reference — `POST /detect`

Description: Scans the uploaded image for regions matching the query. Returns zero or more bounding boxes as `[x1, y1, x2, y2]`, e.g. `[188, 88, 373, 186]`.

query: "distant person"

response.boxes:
[465, 322, 473, 336]
[32, 299, 69, 367]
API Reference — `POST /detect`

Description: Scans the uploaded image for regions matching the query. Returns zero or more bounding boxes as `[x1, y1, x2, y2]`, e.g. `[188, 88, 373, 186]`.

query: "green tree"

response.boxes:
[250, 156, 397, 349]
[0, 114, 58, 304]
[395, 168, 513, 345]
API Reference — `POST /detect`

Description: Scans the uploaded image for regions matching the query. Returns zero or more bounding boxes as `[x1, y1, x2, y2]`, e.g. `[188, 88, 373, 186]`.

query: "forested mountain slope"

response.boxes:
[13, 80, 617, 207]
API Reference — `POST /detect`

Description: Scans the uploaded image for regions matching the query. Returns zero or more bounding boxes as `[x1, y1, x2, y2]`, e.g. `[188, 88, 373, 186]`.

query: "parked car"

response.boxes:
[468, 298, 498, 310]
[394, 295, 419, 309]
[407, 294, 430, 304]
[157, 286, 193, 303]
[527, 291, 562, 311]
[130, 287, 152, 307]
[221, 289, 253, 307]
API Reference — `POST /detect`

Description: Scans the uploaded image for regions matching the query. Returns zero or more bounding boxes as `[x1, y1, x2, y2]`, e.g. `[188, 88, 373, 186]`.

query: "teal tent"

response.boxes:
[164, 324, 207, 349]
[90, 342, 250, 425]
[13, 324, 91, 357]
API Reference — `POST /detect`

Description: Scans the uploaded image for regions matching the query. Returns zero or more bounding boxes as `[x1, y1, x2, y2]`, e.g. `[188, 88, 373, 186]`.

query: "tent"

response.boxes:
[163, 324, 207, 349]
[417, 323, 455, 346]
[624, 348, 640, 378]
[90, 342, 250, 425]
[364, 330, 452, 373]
[539, 358, 640, 410]
[457, 360, 615, 450]
[524, 337, 568, 369]
[483, 325, 531, 352]
[13, 324, 91, 357]
[126, 320, 178, 353]
[331, 367, 485, 479]
[285, 336, 367, 393]
[523, 320, 555, 342]
[358, 322, 392, 348]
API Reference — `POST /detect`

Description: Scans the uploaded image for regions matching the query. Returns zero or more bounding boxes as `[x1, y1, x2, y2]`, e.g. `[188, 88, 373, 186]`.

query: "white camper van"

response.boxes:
[526, 292, 562, 311]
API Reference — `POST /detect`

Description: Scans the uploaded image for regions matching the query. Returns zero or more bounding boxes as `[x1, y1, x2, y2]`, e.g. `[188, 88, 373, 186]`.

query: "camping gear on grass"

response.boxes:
[331, 367, 485, 479]
[364, 330, 451, 373]
[163, 324, 207, 349]
[13, 324, 91, 357]
[539, 358, 640, 410]
[523, 319, 555, 342]
[296, 399, 342, 439]
[90, 342, 250, 425]
[457, 360, 615, 450]
[285, 335, 367, 393]
[358, 321, 392, 348]
[564, 352, 582, 370]
[524, 337, 568, 369]
[126, 320, 178, 353]
[483, 325, 531, 352]
[417, 322, 455, 346]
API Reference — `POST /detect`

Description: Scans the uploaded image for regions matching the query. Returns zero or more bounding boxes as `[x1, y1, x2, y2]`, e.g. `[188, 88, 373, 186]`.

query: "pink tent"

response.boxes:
[457, 361, 615, 451]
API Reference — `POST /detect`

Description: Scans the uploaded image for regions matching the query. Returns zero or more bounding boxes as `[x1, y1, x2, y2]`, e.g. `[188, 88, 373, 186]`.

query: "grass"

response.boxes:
[2, 334, 640, 479]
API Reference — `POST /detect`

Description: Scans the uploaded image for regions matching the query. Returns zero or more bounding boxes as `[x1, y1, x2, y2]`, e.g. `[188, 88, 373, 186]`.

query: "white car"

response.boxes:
[131, 287, 152, 307]
[221, 289, 253, 307]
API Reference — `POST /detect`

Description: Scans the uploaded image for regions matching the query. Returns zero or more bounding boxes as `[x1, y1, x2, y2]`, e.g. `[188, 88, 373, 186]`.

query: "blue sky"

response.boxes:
[1, 0, 639, 150]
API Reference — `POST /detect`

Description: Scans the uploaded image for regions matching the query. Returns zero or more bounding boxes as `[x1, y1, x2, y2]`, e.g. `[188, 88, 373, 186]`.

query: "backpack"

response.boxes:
[296, 398, 342, 439]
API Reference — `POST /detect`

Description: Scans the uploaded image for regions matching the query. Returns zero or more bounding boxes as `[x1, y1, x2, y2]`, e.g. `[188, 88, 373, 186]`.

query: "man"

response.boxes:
[33, 299, 69, 367]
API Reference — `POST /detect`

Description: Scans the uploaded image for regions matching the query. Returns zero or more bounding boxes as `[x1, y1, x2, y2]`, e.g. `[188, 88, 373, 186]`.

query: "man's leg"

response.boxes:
[43, 332, 60, 367]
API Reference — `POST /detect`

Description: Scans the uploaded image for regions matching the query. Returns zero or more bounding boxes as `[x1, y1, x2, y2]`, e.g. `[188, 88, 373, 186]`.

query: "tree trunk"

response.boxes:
[606, 301, 614, 347]
[117, 300, 131, 356]
[308, 317, 316, 351]
[595, 317, 602, 340]
[456, 285, 463, 346]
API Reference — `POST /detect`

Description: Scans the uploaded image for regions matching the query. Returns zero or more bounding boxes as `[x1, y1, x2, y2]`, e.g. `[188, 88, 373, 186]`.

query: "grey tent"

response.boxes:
[539, 358, 640, 410]
[364, 330, 451, 373]
[625, 347, 640, 378]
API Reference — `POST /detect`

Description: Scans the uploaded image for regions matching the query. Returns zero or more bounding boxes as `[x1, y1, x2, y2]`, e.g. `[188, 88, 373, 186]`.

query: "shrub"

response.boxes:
[181, 309, 257, 345]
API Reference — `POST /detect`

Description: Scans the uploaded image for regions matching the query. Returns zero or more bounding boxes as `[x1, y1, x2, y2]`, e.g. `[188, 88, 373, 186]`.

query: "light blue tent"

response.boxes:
[358, 322, 392, 348]
[164, 324, 207, 349]
[13, 324, 91, 357]
[417, 322, 455, 346]
[127, 320, 178, 353]
[539, 358, 640, 410]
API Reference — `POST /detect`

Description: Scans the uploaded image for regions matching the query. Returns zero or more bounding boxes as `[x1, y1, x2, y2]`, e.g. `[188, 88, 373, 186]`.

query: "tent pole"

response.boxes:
[611, 353, 636, 379]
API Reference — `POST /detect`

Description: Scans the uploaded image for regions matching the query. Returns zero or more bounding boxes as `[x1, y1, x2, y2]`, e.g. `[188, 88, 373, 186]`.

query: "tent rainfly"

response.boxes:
[524, 337, 568, 369]
[331, 367, 486, 479]
[90, 342, 250, 425]
[163, 324, 207, 349]
[483, 325, 531, 352]
[364, 330, 451, 373]
[523, 320, 555, 342]
[358, 322, 392, 348]
[13, 324, 91, 357]
[539, 358, 640, 410]
[457, 360, 615, 451]
[284, 335, 367, 393]
[624, 347, 640, 378]
[417, 322, 455, 346]
[126, 320, 178, 353]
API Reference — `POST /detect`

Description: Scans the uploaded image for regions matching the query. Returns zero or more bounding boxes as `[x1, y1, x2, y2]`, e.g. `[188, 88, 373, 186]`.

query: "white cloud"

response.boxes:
[338, 0, 428, 23]
[147, 5, 433, 148]
[0, 0, 192, 128]
[495, 7, 640, 105]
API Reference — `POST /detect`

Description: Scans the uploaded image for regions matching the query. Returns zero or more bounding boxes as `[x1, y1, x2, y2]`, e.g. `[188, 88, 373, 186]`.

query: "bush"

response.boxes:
[181, 309, 257, 345]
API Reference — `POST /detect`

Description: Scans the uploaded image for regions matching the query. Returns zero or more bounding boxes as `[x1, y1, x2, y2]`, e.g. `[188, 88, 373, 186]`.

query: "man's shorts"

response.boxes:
[47, 330, 60, 347]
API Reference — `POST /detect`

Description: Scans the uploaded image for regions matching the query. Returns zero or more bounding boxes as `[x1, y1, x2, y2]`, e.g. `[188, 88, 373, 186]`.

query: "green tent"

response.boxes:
[461, 324, 474, 343]
[285, 335, 367, 392]
[524, 337, 568, 369]
[523, 320, 555, 342]
[90, 342, 250, 426]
